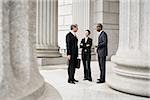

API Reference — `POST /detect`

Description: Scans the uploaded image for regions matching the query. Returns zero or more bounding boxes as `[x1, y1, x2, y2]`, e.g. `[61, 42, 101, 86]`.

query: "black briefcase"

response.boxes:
[76, 58, 81, 69]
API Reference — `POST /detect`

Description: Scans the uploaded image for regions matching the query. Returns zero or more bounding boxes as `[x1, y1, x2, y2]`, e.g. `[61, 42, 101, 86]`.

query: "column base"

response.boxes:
[37, 57, 67, 66]
[36, 45, 67, 66]
[107, 61, 150, 97]
[37, 45, 62, 58]
[84, 83, 148, 100]
[21, 83, 62, 100]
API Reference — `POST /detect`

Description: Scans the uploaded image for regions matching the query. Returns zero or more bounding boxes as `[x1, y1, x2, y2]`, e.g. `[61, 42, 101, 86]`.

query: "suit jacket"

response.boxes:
[66, 32, 78, 58]
[97, 31, 108, 57]
[80, 37, 92, 54]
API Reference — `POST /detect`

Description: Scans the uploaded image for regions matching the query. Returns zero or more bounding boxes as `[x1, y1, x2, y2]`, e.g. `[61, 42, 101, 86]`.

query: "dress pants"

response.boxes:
[98, 56, 106, 82]
[68, 57, 77, 81]
[82, 52, 92, 80]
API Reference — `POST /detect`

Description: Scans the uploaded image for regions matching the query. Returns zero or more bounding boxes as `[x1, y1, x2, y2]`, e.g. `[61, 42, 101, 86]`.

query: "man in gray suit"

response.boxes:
[96, 23, 108, 83]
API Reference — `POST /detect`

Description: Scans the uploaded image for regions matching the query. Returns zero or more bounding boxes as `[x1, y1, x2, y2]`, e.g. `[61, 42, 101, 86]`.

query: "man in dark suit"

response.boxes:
[66, 24, 79, 84]
[80, 30, 92, 81]
[96, 23, 108, 83]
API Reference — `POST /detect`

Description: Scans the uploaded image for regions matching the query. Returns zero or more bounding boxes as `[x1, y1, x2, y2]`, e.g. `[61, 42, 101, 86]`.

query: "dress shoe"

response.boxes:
[68, 80, 75, 84]
[88, 79, 92, 82]
[96, 81, 105, 84]
[68, 79, 71, 82]
[73, 79, 79, 82]
[97, 79, 100, 81]
[83, 78, 88, 80]
[97, 79, 105, 81]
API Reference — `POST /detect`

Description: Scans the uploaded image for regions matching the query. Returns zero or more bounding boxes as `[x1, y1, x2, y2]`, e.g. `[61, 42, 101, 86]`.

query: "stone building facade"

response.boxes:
[0, 0, 149, 99]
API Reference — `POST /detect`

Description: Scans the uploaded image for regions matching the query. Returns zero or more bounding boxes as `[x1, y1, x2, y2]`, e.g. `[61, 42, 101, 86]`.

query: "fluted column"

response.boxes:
[108, 0, 150, 97]
[72, 0, 90, 30]
[72, 0, 96, 60]
[0, 0, 61, 99]
[72, 0, 90, 40]
[36, 0, 61, 58]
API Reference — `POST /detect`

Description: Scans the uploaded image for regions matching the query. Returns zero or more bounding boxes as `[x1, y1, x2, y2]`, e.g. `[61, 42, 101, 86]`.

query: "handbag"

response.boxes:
[76, 58, 81, 69]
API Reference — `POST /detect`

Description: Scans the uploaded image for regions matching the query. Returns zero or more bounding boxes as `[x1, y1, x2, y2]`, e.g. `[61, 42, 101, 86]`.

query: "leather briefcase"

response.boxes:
[76, 58, 81, 69]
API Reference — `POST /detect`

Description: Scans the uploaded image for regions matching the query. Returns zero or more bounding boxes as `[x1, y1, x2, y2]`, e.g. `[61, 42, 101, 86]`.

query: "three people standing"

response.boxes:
[66, 23, 108, 84]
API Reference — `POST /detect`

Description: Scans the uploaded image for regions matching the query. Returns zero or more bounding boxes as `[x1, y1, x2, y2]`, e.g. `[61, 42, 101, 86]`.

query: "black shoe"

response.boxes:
[97, 79, 100, 81]
[88, 79, 92, 82]
[73, 79, 79, 82]
[68, 80, 75, 84]
[96, 81, 105, 84]
[83, 78, 88, 80]
[97, 79, 105, 81]
[71, 81, 76, 84]
[68, 79, 71, 82]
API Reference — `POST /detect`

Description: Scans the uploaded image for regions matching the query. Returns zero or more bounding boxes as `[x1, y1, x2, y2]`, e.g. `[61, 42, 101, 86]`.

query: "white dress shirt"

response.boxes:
[85, 37, 88, 43]
[70, 30, 76, 37]
[98, 30, 103, 36]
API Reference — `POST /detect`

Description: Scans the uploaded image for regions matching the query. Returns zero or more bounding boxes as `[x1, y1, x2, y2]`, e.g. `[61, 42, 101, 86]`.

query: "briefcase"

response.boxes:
[76, 58, 81, 69]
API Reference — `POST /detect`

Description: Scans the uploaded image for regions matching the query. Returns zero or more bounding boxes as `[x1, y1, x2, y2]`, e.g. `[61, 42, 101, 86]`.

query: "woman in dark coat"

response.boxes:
[80, 30, 93, 81]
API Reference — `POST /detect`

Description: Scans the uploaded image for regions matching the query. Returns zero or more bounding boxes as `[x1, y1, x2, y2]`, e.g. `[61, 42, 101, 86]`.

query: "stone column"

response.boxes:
[108, 0, 150, 97]
[72, 0, 90, 32]
[36, 0, 65, 66]
[94, 0, 119, 60]
[0, 0, 61, 99]
[72, 0, 96, 60]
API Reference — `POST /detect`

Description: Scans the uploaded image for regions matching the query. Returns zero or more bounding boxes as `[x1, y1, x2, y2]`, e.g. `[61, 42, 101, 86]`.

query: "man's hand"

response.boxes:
[80, 43, 83, 46]
[67, 55, 71, 60]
